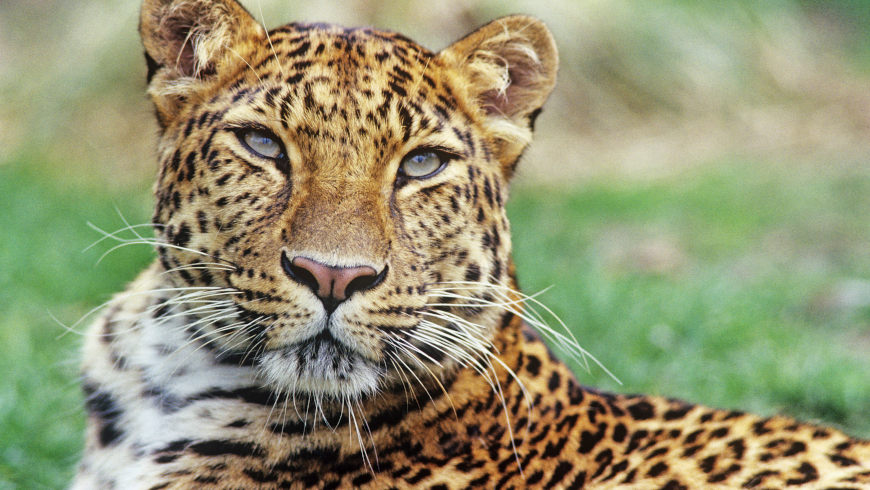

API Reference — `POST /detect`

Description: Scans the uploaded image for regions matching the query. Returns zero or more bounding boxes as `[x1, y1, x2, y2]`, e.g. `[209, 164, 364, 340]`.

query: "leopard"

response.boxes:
[73, 0, 870, 488]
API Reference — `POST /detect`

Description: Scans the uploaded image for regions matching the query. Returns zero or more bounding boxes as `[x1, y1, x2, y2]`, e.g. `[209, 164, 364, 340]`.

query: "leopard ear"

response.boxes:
[139, 0, 265, 123]
[438, 16, 558, 175]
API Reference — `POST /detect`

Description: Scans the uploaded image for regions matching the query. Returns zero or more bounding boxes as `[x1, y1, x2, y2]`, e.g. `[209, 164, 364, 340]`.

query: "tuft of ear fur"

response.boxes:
[140, 0, 265, 125]
[438, 16, 558, 175]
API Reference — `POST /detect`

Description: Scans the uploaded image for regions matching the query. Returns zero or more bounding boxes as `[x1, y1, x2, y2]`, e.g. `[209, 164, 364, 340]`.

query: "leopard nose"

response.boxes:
[281, 253, 386, 312]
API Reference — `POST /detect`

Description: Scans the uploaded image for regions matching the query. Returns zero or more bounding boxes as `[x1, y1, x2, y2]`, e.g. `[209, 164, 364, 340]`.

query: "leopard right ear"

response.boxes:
[139, 0, 265, 125]
[438, 16, 558, 178]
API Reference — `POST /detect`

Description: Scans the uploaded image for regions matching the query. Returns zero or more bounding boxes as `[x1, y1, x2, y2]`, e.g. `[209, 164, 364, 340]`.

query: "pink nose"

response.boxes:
[282, 254, 384, 305]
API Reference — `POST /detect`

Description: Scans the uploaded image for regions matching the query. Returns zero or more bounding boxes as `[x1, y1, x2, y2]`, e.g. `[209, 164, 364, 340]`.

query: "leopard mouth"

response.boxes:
[288, 330, 359, 371]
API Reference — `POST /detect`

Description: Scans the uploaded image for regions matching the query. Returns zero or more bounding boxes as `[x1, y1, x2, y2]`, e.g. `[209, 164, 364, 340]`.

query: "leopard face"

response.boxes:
[140, 0, 557, 401]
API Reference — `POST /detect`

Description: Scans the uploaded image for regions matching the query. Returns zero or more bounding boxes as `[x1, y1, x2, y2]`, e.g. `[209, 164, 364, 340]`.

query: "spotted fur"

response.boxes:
[74, 1, 870, 488]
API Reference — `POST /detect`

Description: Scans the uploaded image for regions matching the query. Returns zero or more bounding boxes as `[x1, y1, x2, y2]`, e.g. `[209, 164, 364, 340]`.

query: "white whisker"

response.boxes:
[429, 280, 620, 384]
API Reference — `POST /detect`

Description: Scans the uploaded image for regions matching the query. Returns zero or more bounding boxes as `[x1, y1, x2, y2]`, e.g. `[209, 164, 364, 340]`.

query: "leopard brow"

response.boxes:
[406, 141, 467, 160]
[220, 122, 278, 134]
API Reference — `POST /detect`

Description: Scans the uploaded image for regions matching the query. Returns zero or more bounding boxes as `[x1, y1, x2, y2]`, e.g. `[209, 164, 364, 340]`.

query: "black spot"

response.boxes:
[663, 405, 692, 420]
[625, 429, 649, 454]
[196, 111, 210, 128]
[543, 436, 568, 458]
[525, 355, 541, 376]
[660, 480, 688, 490]
[83, 383, 124, 446]
[612, 423, 627, 443]
[647, 462, 668, 477]
[491, 258, 503, 280]
[709, 427, 729, 439]
[556, 414, 578, 433]
[783, 441, 806, 456]
[646, 447, 668, 459]
[243, 468, 277, 482]
[405, 468, 431, 484]
[154, 454, 179, 464]
[483, 178, 494, 206]
[681, 444, 702, 457]
[189, 440, 263, 458]
[526, 471, 544, 485]
[811, 429, 830, 439]
[684, 429, 704, 444]
[828, 454, 858, 467]
[699, 455, 717, 473]
[548, 371, 561, 390]
[196, 210, 208, 233]
[742, 470, 779, 488]
[183, 151, 196, 180]
[171, 222, 191, 248]
[567, 382, 585, 404]
[620, 468, 637, 484]
[286, 40, 311, 58]
[351, 473, 373, 486]
[464, 263, 481, 282]
[168, 149, 182, 172]
[388, 80, 407, 97]
[468, 475, 489, 486]
[708, 463, 741, 483]
[578, 423, 607, 454]
[566, 470, 586, 489]
[727, 438, 746, 459]
[546, 460, 574, 487]
[591, 448, 613, 479]
[627, 401, 655, 420]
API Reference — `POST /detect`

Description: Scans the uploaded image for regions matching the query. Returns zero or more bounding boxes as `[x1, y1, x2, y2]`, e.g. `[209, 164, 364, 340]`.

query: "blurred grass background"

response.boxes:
[2, 0, 870, 487]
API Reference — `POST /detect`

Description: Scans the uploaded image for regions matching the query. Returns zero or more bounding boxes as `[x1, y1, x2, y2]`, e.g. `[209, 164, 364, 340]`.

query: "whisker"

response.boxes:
[83, 221, 157, 252]
[86, 221, 238, 269]
[383, 334, 458, 417]
[59, 286, 236, 337]
[430, 280, 620, 384]
[161, 262, 236, 274]
[227, 46, 263, 84]
[256, 0, 285, 78]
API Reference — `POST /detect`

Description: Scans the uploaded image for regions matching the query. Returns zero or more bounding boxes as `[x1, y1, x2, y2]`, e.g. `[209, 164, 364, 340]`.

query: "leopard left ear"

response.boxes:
[139, 0, 266, 126]
[438, 16, 558, 176]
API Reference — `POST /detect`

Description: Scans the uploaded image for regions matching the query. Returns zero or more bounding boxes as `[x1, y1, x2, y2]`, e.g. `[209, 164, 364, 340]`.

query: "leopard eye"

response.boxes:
[240, 129, 285, 160]
[399, 149, 447, 180]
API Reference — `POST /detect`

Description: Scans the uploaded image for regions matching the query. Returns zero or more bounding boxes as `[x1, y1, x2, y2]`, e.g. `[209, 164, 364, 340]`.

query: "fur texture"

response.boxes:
[74, 1, 870, 488]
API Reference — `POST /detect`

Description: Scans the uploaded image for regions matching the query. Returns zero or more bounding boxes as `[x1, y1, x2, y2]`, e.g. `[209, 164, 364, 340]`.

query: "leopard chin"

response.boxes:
[258, 338, 383, 399]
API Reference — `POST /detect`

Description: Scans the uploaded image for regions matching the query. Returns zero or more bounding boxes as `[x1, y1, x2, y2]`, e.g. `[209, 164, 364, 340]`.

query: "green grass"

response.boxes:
[510, 162, 870, 435]
[1, 156, 869, 487]
[0, 157, 153, 489]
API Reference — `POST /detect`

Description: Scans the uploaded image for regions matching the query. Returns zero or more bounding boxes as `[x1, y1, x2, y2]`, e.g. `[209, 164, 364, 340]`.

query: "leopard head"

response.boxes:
[139, 0, 557, 402]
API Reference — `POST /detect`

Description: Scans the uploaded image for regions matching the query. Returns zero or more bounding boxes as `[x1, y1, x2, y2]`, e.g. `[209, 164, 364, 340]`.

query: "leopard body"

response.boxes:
[74, 1, 870, 488]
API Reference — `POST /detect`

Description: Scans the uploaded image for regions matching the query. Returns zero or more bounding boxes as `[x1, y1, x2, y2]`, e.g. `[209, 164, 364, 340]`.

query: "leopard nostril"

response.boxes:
[281, 252, 386, 311]
[281, 252, 320, 293]
[345, 265, 388, 297]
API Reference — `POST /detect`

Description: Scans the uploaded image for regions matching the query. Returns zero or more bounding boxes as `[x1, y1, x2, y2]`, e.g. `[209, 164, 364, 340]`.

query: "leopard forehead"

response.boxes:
[165, 23, 473, 158]
[233, 28, 454, 139]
